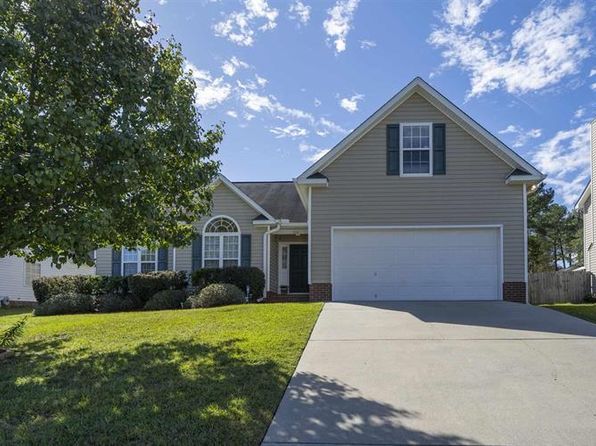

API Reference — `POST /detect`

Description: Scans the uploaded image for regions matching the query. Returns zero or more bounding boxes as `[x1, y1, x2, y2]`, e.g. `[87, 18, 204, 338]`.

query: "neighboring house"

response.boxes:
[96, 77, 544, 303]
[0, 256, 95, 303]
[575, 119, 596, 274]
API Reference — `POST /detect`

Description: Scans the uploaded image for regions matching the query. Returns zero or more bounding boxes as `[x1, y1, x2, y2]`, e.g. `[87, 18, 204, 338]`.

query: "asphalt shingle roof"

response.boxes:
[234, 182, 307, 223]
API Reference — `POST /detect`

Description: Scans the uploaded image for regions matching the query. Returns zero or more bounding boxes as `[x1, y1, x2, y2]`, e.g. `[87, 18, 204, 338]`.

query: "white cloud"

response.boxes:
[590, 68, 596, 77]
[185, 62, 232, 109]
[255, 75, 268, 87]
[318, 117, 348, 134]
[213, 0, 279, 46]
[532, 123, 591, 206]
[442, 0, 494, 29]
[157, 0, 167, 5]
[574, 107, 586, 119]
[221, 56, 249, 76]
[289, 1, 311, 25]
[359, 39, 376, 49]
[244, 112, 256, 121]
[299, 142, 318, 152]
[498, 124, 542, 148]
[304, 148, 331, 162]
[323, 0, 360, 53]
[314, 98, 322, 107]
[226, 110, 238, 118]
[429, 1, 591, 98]
[339, 93, 364, 113]
[270, 124, 309, 138]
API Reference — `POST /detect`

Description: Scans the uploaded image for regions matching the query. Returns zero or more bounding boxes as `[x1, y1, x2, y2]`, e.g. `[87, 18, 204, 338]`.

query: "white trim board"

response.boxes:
[330, 224, 504, 301]
[297, 77, 544, 183]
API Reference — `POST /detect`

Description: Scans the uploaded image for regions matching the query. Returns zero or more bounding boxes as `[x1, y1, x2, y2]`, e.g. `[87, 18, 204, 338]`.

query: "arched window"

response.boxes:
[203, 216, 240, 268]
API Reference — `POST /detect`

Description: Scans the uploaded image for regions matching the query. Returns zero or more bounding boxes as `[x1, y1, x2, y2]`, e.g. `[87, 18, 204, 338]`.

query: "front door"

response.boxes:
[289, 244, 308, 293]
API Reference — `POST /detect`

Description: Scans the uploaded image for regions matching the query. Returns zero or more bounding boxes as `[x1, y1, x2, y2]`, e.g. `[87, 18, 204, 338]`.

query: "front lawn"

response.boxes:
[0, 303, 322, 445]
[542, 303, 596, 324]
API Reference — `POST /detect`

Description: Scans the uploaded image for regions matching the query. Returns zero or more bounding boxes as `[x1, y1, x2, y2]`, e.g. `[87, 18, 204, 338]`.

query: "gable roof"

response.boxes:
[296, 77, 544, 183]
[576, 181, 591, 209]
[213, 175, 276, 221]
[234, 181, 307, 223]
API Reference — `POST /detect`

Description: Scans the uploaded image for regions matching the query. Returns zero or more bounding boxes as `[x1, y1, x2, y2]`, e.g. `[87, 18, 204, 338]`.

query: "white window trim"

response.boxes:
[121, 248, 158, 276]
[202, 215, 241, 268]
[400, 122, 433, 177]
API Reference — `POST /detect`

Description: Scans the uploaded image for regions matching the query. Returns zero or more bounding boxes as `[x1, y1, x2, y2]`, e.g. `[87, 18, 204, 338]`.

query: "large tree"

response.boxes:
[528, 183, 583, 271]
[0, 0, 222, 266]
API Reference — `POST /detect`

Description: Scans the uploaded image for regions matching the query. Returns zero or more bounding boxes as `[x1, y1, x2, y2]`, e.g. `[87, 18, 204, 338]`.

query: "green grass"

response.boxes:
[0, 303, 322, 445]
[542, 303, 596, 324]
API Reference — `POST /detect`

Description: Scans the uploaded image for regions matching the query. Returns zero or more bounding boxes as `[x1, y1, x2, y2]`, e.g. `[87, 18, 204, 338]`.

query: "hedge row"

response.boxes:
[191, 267, 264, 300]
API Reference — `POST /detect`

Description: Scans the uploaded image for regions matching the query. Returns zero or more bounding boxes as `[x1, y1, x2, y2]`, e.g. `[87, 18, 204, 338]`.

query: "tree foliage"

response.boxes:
[0, 0, 222, 266]
[528, 183, 583, 272]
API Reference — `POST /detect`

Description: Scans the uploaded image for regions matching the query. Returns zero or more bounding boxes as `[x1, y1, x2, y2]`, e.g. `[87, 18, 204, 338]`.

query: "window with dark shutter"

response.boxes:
[386, 124, 400, 175]
[433, 123, 446, 175]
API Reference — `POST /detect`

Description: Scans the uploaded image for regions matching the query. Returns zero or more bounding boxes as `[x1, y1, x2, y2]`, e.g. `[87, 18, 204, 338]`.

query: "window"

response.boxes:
[122, 248, 157, 275]
[401, 123, 432, 175]
[203, 216, 240, 268]
[24, 261, 41, 286]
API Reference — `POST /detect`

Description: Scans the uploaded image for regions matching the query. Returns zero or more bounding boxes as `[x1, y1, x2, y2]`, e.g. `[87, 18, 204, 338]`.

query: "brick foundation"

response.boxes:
[265, 291, 309, 303]
[309, 283, 332, 302]
[503, 282, 526, 303]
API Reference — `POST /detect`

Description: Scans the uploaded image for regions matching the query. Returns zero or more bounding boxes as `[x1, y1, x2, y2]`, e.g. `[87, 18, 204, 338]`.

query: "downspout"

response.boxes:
[172, 247, 176, 271]
[263, 222, 281, 297]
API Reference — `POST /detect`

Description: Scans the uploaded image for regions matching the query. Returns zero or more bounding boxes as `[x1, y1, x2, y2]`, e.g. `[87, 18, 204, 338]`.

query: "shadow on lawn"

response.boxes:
[264, 372, 479, 445]
[0, 337, 288, 445]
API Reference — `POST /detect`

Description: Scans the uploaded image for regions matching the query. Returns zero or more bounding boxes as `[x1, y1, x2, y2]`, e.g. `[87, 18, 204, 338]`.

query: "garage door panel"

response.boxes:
[332, 227, 501, 301]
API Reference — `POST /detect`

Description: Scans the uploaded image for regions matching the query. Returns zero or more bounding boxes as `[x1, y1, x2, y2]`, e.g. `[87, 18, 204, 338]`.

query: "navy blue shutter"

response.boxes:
[387, 124, 400, 175]
[241, 234, 251, 267]
[191, 236, 202, 271]
[157, 248, 168, 270]
[433, 123, 446, 175]
[111, 248, 121, 276]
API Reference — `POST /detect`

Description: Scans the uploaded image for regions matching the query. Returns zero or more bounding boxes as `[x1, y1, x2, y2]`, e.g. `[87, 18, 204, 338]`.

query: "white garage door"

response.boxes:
[332, 227, 501, 301]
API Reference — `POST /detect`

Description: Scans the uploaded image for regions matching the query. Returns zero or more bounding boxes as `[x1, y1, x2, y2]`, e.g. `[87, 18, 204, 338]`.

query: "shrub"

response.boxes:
[144, 290, 187, 311]
[191, 267, 264, 300]
[32, 275, 107, 303]
[192, 283, 244, 308]
[94, 293, 140, 313]
[34, 293, 94, 316]
[128, 271, 187, 303]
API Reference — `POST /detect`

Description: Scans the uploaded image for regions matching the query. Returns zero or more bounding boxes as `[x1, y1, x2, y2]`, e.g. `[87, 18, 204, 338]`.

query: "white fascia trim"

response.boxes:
[253, 221, 307, 227]
[297, 77, 544, 181]
[295, 178, 329, 186]
[214, 174, 276, 221]
[505, 175, 543, 185]
[575, 181, 591, 210]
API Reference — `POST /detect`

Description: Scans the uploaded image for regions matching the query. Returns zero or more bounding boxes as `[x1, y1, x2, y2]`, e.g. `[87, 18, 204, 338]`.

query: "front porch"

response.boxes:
[263, 230, 309, 301]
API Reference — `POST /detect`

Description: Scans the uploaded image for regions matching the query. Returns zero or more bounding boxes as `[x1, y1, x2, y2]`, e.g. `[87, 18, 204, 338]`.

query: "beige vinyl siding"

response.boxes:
[589, 120, 596, 274]
[95, 183, 264, 276]
[171, 183, 264, 273]
[312, 91, 525, 284]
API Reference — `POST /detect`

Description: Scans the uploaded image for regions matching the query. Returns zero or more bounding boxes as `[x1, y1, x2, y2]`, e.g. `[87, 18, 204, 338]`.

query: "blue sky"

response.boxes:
[140, 0, 595, 206]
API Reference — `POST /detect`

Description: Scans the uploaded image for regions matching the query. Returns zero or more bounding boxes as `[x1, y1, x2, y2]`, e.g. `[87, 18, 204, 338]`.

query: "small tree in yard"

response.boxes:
[0, 0, 222, 266]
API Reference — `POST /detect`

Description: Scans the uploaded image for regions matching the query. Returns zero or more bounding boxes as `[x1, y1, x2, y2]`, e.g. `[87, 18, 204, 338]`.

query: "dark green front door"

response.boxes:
[289, 244, 308, 293]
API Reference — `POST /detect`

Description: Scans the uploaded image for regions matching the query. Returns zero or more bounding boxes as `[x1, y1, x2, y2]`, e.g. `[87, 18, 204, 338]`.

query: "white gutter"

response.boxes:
[172, 247, 176, 271]
[523, 183, 528, 304]
[263, 222, 281, 297]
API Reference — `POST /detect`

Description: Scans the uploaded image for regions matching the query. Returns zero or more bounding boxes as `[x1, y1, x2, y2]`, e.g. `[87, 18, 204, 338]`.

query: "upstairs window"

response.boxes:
[203, 216, 240, 268]
[401, 123, 432, 176]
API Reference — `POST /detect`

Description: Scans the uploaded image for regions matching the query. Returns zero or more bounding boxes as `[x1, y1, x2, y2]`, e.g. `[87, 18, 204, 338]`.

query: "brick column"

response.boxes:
[309, 283, 332, 302]
[503, 282, 526, 303]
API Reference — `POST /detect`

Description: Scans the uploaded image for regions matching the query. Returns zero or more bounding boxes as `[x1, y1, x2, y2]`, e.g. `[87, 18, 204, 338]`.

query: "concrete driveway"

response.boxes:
[263, 302, 596, 445]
